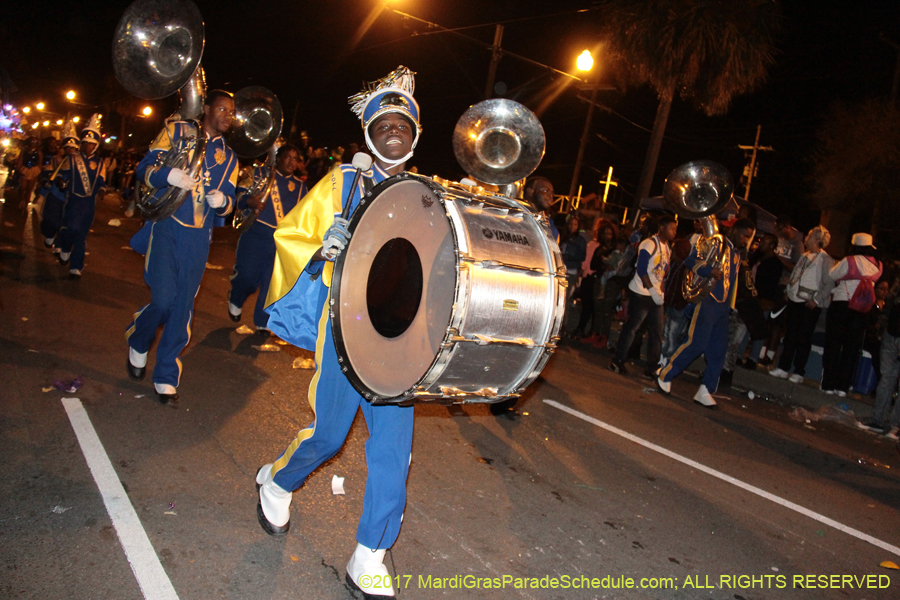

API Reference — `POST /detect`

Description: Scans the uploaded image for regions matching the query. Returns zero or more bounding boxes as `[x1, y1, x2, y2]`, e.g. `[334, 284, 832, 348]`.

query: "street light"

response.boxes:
[42, 120, 50, 127]
[22, 106, 31, 114]
[36, 102, 45, 111]
[73, 116, 80, 123]
[66, 90, 76, 101]
[56, 119, 63, 125]
[142, 106, 152, 117]
[576, 50, 594, 72]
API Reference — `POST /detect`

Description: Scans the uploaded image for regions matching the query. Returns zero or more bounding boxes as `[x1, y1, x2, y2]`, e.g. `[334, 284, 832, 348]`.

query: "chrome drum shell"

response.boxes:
[331, 173, 565, 405]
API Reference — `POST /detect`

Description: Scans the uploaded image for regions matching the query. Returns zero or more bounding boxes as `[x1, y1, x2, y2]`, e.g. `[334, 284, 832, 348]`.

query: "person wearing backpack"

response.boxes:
[821, 233, 883, 396]
[609, 215, 676, 376]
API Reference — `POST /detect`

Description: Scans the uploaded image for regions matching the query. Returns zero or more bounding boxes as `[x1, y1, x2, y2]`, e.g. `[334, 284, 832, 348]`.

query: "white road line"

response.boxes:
[62, 398, 180, 600]
[544, 399, 900, 557]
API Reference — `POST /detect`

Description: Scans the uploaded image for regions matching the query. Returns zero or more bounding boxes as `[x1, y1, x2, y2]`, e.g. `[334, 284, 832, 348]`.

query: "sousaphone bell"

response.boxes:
[452, 98, 546, 200]
[226, 86, 284, 233]
[112, 0, 208, 221]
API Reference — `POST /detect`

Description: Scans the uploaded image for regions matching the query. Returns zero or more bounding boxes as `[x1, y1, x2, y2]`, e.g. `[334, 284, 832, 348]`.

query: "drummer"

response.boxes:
[255, 66, 420, 599]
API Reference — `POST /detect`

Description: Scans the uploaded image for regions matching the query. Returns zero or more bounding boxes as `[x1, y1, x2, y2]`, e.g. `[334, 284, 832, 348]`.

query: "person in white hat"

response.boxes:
[822, 232, 882, 395]
[256, 66, 421, 600]
[55, 114, 107, 276]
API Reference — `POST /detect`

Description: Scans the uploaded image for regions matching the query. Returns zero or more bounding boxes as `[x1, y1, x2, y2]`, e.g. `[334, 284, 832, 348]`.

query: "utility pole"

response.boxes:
[737, 125, 774, 202]
[484, 25, 504, 99]
[569, 86, 597, 198]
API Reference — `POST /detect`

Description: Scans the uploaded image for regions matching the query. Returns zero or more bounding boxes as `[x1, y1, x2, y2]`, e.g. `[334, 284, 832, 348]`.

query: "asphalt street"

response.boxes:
[1, 189, 899, 600]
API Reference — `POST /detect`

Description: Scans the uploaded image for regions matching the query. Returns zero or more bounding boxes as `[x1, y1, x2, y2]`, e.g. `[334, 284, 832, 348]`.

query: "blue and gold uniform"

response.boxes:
[39, 134, 77, 245]
[263, 162, 414, 551]
[126, 121, 238, 389]
[229, 167, 306, 329]
[660, 236, 741, 393]
[55, 149, 107, 271]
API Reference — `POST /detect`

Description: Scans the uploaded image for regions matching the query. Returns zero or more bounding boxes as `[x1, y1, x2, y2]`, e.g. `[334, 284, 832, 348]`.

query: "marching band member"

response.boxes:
[255, 66, 420, 600]
[55, 114, 107, 276]
[657, 218, 756, 407]
[39, 121, 79, 248]
[125, 90, 238, 405]
[227, 144, 307, 333]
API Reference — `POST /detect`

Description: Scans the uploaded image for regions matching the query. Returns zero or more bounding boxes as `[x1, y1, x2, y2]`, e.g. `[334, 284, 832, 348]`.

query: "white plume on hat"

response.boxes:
[81, 113, 102, 143]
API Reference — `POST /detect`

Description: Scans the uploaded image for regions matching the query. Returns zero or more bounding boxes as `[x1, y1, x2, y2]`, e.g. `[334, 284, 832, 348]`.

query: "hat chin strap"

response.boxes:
[364, 128, 418, 168]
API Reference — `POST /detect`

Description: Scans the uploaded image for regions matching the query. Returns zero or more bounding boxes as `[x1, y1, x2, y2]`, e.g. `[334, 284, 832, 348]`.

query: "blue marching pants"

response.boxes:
[229, 222, 276, 328]
[126, 219, 210, 387]
[57, 196, 96, 271]
[40, 188, 66, 241]
[270, 297, 415, 550]
[660, 298, 731, 393]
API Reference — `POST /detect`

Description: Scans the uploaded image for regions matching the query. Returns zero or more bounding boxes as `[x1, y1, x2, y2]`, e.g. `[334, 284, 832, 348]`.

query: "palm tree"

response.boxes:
[600, 0, 780, 211]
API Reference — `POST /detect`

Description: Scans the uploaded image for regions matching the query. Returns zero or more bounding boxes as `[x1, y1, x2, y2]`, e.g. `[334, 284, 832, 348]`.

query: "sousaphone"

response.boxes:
[226, 86, 284, 233]
[662, 160, 734, 302]
[113, 0, 208, 221]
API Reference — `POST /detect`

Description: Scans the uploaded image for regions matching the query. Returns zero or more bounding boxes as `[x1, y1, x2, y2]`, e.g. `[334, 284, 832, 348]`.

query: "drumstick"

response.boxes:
[341, 152, 374, 220]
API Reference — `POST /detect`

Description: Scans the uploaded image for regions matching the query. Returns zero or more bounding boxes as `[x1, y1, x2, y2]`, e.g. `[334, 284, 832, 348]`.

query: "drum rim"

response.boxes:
[331, 172, 456, 404]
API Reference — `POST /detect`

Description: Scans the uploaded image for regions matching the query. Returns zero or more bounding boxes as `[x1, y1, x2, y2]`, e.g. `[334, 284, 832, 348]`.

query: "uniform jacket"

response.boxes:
[265, 162, 393, 350]
[137, 121, 237, 229]
[237, 167, 307, 229]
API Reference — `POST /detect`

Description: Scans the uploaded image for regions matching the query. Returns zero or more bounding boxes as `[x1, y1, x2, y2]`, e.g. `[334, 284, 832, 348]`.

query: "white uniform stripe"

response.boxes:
[544, 399, 900, 557]
[62, 398, 180, 600]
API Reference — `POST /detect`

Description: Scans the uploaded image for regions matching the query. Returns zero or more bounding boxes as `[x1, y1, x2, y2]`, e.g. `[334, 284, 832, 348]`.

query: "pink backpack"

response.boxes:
[846, 256, 882, 313]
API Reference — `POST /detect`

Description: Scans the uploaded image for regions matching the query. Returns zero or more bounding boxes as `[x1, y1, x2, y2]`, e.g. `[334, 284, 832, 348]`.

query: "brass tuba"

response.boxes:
[662, 160, 734, 303]
[112, 0, 208, 222]
[226, 86, 284, 233]
[451, 99, 546, 200]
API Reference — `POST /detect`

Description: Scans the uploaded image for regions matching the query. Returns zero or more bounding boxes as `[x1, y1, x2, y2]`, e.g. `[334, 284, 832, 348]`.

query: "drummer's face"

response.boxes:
[369, 113, 414, 162]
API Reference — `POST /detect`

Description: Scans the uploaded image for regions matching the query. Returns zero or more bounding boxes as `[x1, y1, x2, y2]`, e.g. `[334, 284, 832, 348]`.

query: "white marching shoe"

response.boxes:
[255, 464, 292, 535]
[346, 543, 394, 598]
[693, 384, 718, 408]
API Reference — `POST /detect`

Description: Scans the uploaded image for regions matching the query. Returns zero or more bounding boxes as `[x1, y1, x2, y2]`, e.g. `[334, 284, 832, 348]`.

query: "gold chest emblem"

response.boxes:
[89, 161, 97, 170]
[288, 181, 295, 193]
[214, 148, 226, 165]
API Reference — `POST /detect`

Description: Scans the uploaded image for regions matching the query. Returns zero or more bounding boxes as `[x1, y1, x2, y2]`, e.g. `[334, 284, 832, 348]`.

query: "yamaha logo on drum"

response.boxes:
[482, 227, 530, 246]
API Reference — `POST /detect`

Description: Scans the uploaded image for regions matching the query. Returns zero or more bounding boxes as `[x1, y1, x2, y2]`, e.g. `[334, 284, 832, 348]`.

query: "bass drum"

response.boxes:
[331, 173, 566, 405]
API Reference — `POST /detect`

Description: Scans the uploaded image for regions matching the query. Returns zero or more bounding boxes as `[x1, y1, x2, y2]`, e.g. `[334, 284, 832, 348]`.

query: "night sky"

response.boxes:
[3, 0, 899, 232]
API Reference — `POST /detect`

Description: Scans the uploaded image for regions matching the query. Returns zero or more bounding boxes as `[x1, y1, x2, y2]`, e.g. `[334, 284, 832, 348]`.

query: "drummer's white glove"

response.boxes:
[322, 217, 351, 261]
[206, 189, 226, 208]
[649, 288, 664, 306]
[167, 168, 198, 191]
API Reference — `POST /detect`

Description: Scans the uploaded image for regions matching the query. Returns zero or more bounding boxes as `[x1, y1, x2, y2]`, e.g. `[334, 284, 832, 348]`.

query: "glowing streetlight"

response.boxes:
[576, 50, 594, 72]
[73, 116, 80, 123]
[43, 120, 50, 127]
[56, 119, 63, 125]
[66, 90, 76, 101]
[36, 102, 46, 110]
[142, 106, 153, 116]
[22, 106, 31, 114]
[31, 123, 39, 129]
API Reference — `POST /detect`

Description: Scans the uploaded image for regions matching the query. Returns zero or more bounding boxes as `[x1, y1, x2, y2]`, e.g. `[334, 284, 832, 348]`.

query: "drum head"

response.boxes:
[332, 176, 458, 400]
